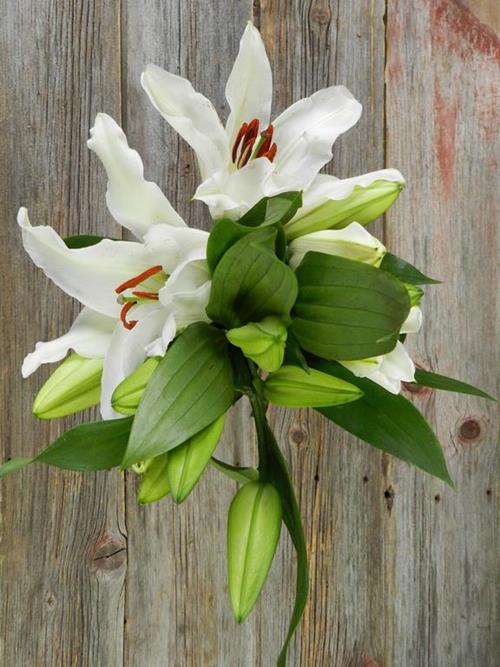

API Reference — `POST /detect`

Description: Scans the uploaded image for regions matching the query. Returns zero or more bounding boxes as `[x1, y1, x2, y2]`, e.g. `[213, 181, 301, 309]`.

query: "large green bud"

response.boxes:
[167, 416, 225, 503]
[263, 365, 363, 408]
[137, 454, 170, 505]
[227, 481, 282, 623]
[226, 316, 287, 373]
[284, 178, 405, 240]
[111, 357, 160, 415]
[33, 353, 103, 419]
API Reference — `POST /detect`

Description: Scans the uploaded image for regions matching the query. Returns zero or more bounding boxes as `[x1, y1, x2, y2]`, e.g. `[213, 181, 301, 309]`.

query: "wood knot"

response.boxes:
[458, 417, 482, 442]
[383, 486, 394, 512]
[310, 5, 331, 25]
[289, 426, 308, 445]
[90, 533, 127, 573]
[402, 381, 432, 397]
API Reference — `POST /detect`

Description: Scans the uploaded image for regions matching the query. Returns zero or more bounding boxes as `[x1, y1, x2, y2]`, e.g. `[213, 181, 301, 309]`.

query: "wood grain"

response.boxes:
[0, 1, 497, 665]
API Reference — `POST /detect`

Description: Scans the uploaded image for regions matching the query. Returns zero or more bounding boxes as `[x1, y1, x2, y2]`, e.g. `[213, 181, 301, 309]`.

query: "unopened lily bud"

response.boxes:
[137, 454, 170, 505]
[111, 357, 160, 415]
[226, 316, 287, 373]
[288, 222, 386, 270]
[167, 415, 225, 503]
[33, 353, 103, 419]
[285, 178, 405, 240]
[263, 365, 363, 408]
[227, 481, 282, 623]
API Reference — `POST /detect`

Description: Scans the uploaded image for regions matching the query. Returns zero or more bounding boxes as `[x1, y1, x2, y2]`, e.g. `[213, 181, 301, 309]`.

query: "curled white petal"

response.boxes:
[225, 22, 272, 143]
[18, 208, 161, 317]
[159, 259, 211, 329]
[143, 224, 209, 274]
[401, 306, 423, 334]
[88, 113, 185, 239]
[141, 65, 228, 179]
[341, 342, 415, 394]
[22, 308, 116, 378]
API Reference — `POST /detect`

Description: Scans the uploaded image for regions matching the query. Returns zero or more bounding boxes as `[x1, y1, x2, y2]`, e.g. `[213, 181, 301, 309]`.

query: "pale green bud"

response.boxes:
[167, 415, 225, 503]
[405, 283, 424, 306]
[226, 316, 287, 373]
[227, 481, 282, 623]
[33, 353, 103, 419]
[111, 357, 160, 415]
[288, 222, 386, 270]
[284, 179, 405, 240]
[137, 454, 170, 505]
[263, 365, 363, 408]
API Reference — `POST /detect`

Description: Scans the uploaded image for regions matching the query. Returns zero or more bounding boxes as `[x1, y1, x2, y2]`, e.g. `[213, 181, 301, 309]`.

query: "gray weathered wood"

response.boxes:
[0, 1, 497, 665]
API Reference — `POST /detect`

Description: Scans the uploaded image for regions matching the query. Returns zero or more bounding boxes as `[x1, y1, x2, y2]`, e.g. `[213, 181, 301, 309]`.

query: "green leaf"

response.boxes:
[206, 227, 298, 329]
[248, 395, 308, 667]
[64, 234, 105, 249]
[381, 252, 441, 284]
[0, 457, 33, 478]
[122, 323, 234, 467]
[238, 191, 302, 228]
[312, 360, 453, 485]
[210, 457, 259, 484]
[291, 252, 410, 360]
[137, 454, 170, 505]
[412, 369, 495, 401]
[36, 417, 133, 471]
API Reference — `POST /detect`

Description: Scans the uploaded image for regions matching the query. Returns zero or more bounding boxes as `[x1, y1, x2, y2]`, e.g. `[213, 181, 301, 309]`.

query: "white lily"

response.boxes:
[20, 113, 210, 419]
[140, 23, 404, 224]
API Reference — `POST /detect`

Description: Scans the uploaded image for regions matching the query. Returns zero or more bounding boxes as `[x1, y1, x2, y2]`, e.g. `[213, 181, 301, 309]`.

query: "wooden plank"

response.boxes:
[385, 1, 499, 666]
[0, 2, 126, 665]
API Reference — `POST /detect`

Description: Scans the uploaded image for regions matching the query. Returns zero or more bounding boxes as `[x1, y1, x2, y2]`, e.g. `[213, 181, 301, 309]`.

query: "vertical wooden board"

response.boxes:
[0, 2, 126, 665]
[259, 1, 390, 665]
[120, 3, 262, 666]
[385, 2, 498, 666]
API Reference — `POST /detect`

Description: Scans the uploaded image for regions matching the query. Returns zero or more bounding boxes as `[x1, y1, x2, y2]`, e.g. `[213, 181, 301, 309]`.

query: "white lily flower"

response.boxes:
[20, 113, 210, 419]
[288, 222, 386, 270]
[141, 22, 369, 220]
[340, 342, 416, 395]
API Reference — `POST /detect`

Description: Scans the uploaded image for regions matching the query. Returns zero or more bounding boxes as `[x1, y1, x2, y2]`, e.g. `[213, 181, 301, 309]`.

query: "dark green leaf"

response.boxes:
[211, 457, 259, 483]
[36, 417, 133, 471]
[122, 323, 234, 467]
[381, 252, 441, 284]
[0, 457, 33, 478]
[207, 217, 286, 273]
[206, 227, 298, 329]
[292, 252, 410, 360]
[312, 360, 453, 485]
[238, 191, 302, 228]
[64, 235, 105, 249]
[412, 369, 495, 401]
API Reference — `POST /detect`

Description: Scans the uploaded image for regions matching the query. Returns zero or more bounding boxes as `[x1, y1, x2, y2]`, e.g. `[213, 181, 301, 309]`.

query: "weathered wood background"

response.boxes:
[0, 1, 498, 665]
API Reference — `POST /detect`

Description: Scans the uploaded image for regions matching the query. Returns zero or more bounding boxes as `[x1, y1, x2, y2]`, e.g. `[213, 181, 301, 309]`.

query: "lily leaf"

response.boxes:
[122, 323, 234, 467]
[412, 369, 495, 401]
[312, 360, 453, 485]
[64, 234, 105, 249]
[381, 252, 441, 285]
[291, 252, 410, 360]
[0, 457, 33, 478]
[210, 457, 259, 484]
[206, 227, 298, 329]
[238, 191, 302, 228]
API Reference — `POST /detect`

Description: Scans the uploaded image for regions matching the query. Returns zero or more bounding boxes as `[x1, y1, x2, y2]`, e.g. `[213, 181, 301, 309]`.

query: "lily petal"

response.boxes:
[341, 342, 415, 394]
[143, 223, 209, 274]
[271, 86, 362, 189]
[18, 208, 162, 317]
[22, 308, 116, 378]
[100, 303, 166, 419]
[401, 306, 423, 334]
[141, 64, 228, 179]
[87, 113, 185, 239]
[159, 259, 211, 329]
[225, 23, 273, 144]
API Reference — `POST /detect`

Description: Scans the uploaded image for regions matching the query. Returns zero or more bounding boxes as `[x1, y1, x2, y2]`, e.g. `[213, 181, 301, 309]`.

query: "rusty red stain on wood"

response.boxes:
[431, 0, 500, 62]
[434, 89, 458, 198]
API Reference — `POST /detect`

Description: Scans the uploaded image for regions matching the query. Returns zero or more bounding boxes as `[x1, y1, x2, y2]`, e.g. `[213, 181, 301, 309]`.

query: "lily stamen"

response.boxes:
[132, 290, 160, 300]
[115, 265, 163, 294]
[232, 119, 277, 168]
[120, 301, 138, 330]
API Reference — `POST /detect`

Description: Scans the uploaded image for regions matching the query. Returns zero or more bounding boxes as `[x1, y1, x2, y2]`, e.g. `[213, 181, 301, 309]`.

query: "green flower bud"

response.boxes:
[226, 316, 287, 373]
[167, 415, 225, 503]
[227, 481, 282, 623]
[284, 179, 405, 240]
[111, 357, 160, 415]
[33, 353, 103, 419]
[137, 454, 170, 505]
[263, 365, 363, 408]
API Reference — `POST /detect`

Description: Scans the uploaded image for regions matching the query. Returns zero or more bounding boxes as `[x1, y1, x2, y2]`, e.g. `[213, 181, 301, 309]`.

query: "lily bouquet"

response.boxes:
[3, 24, 492, 666]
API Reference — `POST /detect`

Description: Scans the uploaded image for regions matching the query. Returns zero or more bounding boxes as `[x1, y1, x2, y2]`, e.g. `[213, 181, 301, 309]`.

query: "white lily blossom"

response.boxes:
[287, 222, 386, 270]
[340, 342, 416, 395]
[19, 113, 210, 419]
[141, 23, 404, 223]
